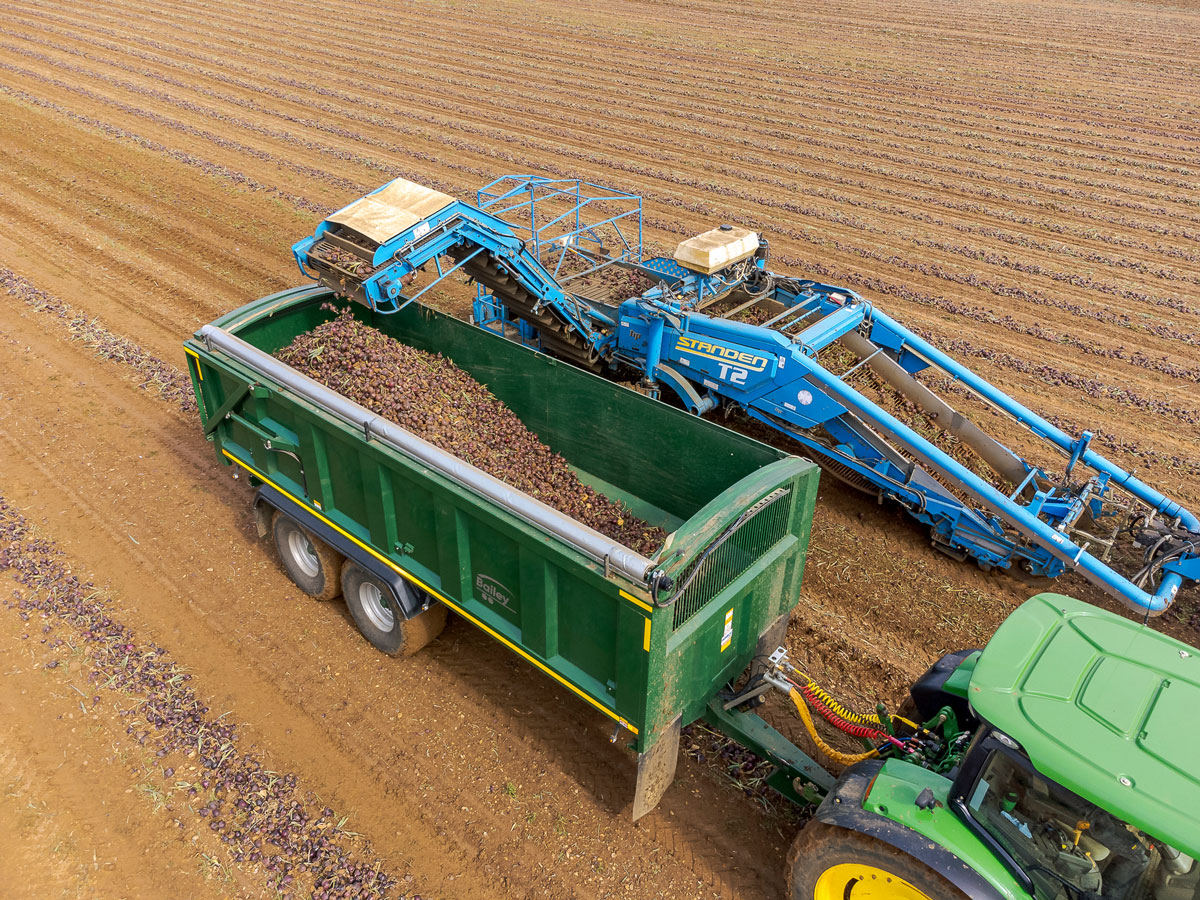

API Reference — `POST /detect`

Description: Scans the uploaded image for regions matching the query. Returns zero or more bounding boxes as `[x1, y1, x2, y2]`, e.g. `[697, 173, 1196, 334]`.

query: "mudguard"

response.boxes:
[632, 612, 793, 821]
[814, 761, 1010, 900]
[632, 717, 681, 822]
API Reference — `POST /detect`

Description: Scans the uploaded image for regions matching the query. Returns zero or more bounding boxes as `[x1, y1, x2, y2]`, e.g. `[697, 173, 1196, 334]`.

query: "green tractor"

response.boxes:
[782, 593, 1200, 900]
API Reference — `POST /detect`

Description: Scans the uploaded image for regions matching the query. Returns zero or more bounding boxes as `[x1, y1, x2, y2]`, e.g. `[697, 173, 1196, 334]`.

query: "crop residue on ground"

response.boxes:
[0, 497, 412, 900]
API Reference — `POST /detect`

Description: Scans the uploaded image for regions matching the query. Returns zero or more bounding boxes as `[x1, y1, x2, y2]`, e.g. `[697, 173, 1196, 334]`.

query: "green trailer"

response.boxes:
[184, 285, 822, 815]
[186, 286, 1200, 899]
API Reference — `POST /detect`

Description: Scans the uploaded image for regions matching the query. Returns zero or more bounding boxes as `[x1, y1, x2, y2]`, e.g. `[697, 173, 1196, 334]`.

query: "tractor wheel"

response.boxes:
[341, 560, 447, 657]
[788, 822, 967, 900]
[272, 511, 343, 601]
[895, 694, 920, 724]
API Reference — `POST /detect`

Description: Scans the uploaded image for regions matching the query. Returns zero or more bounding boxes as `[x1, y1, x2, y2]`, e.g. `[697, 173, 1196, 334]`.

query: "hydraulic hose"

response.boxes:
[791, 670, 920, 734]
[800, 677, 887, 728]
[789, 689, 880, 767]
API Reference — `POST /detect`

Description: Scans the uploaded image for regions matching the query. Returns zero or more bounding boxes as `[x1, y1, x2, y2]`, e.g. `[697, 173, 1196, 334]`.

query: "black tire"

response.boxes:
[340, 560, 447, 657]
[788, 821, 967, 900]
[895, 694, 919, 722]
[272, 511, 343, 601]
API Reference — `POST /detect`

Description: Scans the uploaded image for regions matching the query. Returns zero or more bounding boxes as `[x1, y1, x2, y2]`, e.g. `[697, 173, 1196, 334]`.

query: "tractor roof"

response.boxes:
[969, 593, 1200, 856]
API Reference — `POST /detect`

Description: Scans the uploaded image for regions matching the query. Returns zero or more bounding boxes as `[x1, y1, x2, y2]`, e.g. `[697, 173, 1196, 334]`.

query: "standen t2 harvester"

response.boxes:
[291, 175, 1200, 617]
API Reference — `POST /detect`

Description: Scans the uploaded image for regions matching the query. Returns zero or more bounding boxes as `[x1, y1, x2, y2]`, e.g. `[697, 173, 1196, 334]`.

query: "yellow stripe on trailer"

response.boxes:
[224, 449, 403, 575]
[620, 588, 652, 612]
[184, 346, 203, 379]
[221, 449, 639, 735]
[643, 618, 652, 652]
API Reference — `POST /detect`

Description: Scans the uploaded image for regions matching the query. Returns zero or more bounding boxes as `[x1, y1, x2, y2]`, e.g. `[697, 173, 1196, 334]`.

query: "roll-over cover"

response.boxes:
[326, 178, 456, 244]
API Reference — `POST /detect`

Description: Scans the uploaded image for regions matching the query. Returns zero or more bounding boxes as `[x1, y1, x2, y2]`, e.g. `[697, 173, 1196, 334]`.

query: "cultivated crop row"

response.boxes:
[0, 83, 327, 214]
[7, 46, 1195, 434]
[0, 500, 399, 900]
[58, 2, 1200, 228]
[14, 0, 1197, 222]
[11, 0, 1200, 312]
[111, 0, 1200, 166]
[6, 0, 1196, 511]
[1, 267, 196, 411]
[7, 49, 1195, 426]
[10, 25, 1192, 358]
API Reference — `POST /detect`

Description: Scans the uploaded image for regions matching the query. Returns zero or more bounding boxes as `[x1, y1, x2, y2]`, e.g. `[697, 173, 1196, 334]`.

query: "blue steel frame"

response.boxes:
[472, 176, 642, 347]
[616, 277, 1199, 613]
[290, 176, 1200, 615]
[292, 180, 618, 349]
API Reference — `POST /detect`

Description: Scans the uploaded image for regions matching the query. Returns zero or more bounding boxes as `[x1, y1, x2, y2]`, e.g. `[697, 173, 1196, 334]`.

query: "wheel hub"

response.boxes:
[358, 582, 394, 632]
[288, 531, 321, 578]
[814, 863, 934, 900]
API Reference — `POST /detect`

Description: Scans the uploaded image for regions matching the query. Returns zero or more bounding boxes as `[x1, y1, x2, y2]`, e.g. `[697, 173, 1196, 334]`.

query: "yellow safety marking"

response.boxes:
[721, 607, 734, 652]
[619, 588, 653, 613]
[184, 346, 203, 380]
[222, 449, 639, 735]
[643, 618, 652, 652]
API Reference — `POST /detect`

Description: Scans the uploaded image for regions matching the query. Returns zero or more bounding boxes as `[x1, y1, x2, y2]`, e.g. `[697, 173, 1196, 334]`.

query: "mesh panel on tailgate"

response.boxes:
[671, 487, 793, 629]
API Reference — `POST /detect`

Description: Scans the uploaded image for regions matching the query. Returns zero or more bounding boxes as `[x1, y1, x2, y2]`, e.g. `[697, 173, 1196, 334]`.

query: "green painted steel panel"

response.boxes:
[218, 288, 782, 524]
[969, 592, 1200, 855]
[867, 761, 1029, 900]
[187, 287, 820, 756]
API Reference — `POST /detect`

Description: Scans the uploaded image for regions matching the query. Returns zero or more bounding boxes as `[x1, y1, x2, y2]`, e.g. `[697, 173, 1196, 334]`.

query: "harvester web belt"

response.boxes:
[461, 253, 601, 371]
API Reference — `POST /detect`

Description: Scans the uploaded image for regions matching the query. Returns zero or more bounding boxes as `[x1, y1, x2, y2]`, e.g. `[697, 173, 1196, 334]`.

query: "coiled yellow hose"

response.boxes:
[789, 688, 880, 766]
[800, 675, 888, 727]
[794, 670, 921, 734]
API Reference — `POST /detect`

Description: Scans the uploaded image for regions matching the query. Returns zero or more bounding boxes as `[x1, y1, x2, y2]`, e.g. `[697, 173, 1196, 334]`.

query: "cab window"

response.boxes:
[962, 748, 1196, 900]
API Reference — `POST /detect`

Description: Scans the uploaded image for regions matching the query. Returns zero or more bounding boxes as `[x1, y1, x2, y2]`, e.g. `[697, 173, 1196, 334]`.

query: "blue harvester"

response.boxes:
[292, 175, 1200, 615]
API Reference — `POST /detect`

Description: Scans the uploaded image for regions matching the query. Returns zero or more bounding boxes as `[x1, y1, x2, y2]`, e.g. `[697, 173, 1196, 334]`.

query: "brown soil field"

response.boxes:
[1, 0, 1198, 897]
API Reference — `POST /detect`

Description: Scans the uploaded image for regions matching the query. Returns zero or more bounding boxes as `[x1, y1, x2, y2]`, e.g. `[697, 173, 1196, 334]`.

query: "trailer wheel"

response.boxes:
[341, 560, 447, 657]
[788, 822, 965, 900]
[272, 512, 343, 601]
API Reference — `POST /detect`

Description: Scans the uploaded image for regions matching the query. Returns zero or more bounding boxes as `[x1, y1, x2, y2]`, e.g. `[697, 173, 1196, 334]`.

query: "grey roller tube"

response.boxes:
[199, 325, 659, 586]
[840, 330, 1031, 491]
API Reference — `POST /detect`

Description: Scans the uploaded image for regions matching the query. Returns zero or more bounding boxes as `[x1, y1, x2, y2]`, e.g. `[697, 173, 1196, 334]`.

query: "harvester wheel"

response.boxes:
[341, 560, 447, 657]
[788, 822, 966, 900]
[1011, 560, 1054, 588]
[272, 511, 343, 601]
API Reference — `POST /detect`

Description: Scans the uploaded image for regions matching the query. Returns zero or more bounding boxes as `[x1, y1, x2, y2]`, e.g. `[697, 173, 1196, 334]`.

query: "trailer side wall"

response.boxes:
[187, 288, 819, 751]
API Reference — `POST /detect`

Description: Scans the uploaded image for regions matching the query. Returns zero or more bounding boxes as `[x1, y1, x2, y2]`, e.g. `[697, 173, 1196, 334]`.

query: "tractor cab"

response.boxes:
[940, 593, 1200, 899]
[950, 726, 1197, 899]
